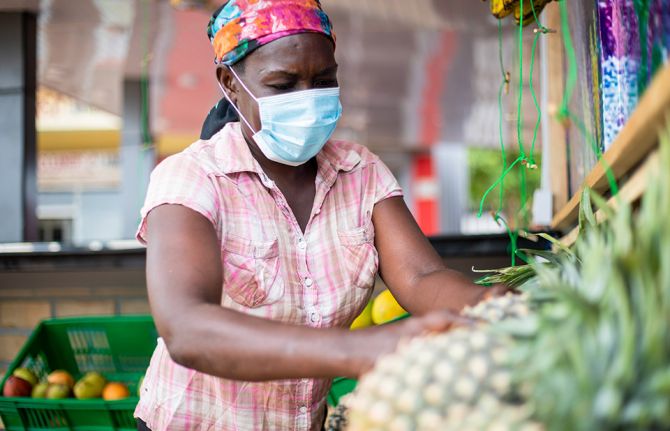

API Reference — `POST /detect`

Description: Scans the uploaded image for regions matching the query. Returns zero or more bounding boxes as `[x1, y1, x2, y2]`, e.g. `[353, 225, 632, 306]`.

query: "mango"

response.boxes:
[47, 370, 74, 389]
[74, 380, 102, 399]
[46, 383, 70, 399]
[350, 301, 374, 330]
[82, 372, 106, 391]
[371, 289, 407, 325]
[31, 382, 49, 398]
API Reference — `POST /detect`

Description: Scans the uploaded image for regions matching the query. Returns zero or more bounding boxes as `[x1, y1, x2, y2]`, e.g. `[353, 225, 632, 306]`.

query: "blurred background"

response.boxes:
[1, 0, 547, 245]
[0, 0, 549, 374]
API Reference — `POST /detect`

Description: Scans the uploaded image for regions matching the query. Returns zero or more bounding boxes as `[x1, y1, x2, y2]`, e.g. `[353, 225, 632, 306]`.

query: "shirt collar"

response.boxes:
[213, 122, 362, 176]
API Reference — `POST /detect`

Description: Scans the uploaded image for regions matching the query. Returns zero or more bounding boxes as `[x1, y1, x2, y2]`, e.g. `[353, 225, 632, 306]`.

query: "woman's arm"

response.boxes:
[146, 204, 456, 381]
[373, 197, 503, 316]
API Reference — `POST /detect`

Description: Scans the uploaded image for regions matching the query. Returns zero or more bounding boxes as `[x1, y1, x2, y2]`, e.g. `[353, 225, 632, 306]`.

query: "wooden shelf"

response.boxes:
[551, 64, 670, 231]
[559, 150, 660, 247]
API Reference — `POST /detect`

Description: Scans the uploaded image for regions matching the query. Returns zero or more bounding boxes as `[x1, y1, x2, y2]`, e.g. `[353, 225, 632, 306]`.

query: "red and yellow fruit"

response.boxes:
[47, 370, 75, 389]
[3, 375, 33, 397]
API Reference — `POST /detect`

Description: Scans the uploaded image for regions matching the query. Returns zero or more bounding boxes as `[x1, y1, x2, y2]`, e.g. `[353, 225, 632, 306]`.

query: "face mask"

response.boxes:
[218, 66, 342, 166]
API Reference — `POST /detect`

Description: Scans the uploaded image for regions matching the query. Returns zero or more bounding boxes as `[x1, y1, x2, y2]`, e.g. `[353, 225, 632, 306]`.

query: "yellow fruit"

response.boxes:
[371, 290, 407, 325]
[31, 382, 49, 398]
[47, 370, 74, 389]
[13, 368, 38, 386]
[73, 372, 106, 400]
[74, 380, 101, 399]
[102, 382, 130, 400]
[45, 383, 70, 399]
[137, 375, 145, 397]
[490, 0, 518, 19]
[350, 301, 374, 330]
[82, 372, 106, 391]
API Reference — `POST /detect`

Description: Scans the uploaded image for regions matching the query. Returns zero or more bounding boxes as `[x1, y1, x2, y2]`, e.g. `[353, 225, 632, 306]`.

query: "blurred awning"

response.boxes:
[0, 0, 168, 116]
[1, 0, 541, 156]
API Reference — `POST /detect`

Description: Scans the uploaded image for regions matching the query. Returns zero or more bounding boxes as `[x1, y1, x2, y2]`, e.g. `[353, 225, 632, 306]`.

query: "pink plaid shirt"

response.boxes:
[135, 122, 402, 430]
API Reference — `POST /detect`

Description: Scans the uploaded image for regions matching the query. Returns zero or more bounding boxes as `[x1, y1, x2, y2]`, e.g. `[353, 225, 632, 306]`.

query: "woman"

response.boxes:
[135, 1, 504, 430]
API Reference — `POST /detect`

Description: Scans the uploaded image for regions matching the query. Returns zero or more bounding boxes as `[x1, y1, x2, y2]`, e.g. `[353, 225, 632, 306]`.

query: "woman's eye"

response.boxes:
[270, 83, 294, 91]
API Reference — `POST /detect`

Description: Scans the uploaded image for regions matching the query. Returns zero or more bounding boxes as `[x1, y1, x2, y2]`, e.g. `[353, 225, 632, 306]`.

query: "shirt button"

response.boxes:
[310, 312, 319, 323]
[299, 406, 307, 414]
[298, 239, 306, 250]
[304, 277, 313, 287]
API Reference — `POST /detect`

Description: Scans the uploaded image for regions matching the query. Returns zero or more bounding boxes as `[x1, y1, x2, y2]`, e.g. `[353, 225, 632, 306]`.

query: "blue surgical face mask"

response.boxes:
[218, 66, 342, 166]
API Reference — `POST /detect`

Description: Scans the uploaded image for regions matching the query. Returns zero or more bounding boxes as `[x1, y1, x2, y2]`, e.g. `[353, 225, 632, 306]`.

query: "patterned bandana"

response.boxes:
[207, 0, 335, 65]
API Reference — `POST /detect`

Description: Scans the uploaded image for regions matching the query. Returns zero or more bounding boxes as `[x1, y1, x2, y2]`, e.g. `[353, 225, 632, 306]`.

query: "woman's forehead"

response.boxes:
[243, 33, 336, 74]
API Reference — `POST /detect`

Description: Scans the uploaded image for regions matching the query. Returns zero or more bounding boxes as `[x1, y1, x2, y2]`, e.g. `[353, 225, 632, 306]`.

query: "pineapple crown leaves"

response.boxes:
[504, 119, 670, 431]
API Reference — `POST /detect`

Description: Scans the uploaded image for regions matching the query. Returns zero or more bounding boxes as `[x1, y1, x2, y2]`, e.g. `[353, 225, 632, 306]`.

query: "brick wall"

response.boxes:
[0, 268, 148, 376]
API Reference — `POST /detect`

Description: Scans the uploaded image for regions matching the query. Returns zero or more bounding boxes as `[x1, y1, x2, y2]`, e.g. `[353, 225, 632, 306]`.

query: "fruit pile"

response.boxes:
[350, 289, 407, 330]
[2, 368, 136, 401]
[333, 124, 670, 430]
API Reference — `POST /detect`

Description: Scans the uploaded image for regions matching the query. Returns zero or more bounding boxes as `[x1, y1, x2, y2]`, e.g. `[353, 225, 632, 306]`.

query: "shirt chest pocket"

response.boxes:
[338, 222, 379, 290]
[221, 234, 285, 308]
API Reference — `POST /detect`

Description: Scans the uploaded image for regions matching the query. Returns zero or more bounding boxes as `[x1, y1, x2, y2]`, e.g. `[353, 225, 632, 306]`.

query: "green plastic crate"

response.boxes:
[327, 377, 357, 406]
[0, 315, 158, 431]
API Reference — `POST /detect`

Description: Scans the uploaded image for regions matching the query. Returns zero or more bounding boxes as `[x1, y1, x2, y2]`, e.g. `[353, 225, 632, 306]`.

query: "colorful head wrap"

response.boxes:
[207, 0, 335, 66]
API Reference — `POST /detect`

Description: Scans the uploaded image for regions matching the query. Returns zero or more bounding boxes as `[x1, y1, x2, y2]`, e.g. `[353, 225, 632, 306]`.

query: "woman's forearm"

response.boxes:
[161, 300, 462, 382]
[163, 302, 380, 381]
[405, 269, 489, 315]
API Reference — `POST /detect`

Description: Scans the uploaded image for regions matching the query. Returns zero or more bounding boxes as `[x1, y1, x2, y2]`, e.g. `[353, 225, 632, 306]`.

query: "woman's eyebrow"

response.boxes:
[260, 69, 298, 79]
[259, 64, 339, 79]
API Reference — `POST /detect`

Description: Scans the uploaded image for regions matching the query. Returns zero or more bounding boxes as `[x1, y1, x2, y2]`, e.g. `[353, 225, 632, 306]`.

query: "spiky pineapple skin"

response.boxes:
[346, 293, 540, 431]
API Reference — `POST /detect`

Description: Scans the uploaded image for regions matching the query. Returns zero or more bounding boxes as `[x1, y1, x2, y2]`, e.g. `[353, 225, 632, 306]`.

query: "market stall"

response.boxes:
[1, 0, 669, 430]
[326, 1, 670, 430]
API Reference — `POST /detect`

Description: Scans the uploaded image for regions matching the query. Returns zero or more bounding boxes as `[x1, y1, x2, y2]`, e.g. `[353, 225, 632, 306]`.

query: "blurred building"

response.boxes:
[0, 0, 547, 247]
[0, 0, 550, 372]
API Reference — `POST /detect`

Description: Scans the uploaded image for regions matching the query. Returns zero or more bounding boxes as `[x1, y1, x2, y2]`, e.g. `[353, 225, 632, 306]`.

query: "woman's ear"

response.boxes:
[217, 67, 237, 105]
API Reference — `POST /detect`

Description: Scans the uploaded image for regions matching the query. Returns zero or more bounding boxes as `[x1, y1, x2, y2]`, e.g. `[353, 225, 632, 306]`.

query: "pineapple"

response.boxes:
[341, 121, 670, 431]
[346, 294, 538, 431]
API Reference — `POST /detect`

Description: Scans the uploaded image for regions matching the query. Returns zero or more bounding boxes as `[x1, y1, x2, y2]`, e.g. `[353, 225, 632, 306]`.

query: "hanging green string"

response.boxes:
[527, 0, 546, 164]
[496, 19, 508, 217]
[527, 32, 541, 164]
[633, 0, 651, 95]
[477, 4, 528, 265]
[477, 0, 625, 267]
[515, 0, 530, 228]
[478, 0, 548, 265]
[140, 0, 152, 148]
[494, 213, 520, 266]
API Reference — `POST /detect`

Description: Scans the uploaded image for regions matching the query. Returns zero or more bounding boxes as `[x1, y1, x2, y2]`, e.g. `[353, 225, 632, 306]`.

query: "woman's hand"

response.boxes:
[345, 309, 473, 377]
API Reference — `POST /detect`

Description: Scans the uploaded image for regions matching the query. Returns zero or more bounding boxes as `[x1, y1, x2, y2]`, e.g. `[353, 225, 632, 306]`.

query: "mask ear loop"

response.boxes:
[216, 65, 258, 134]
